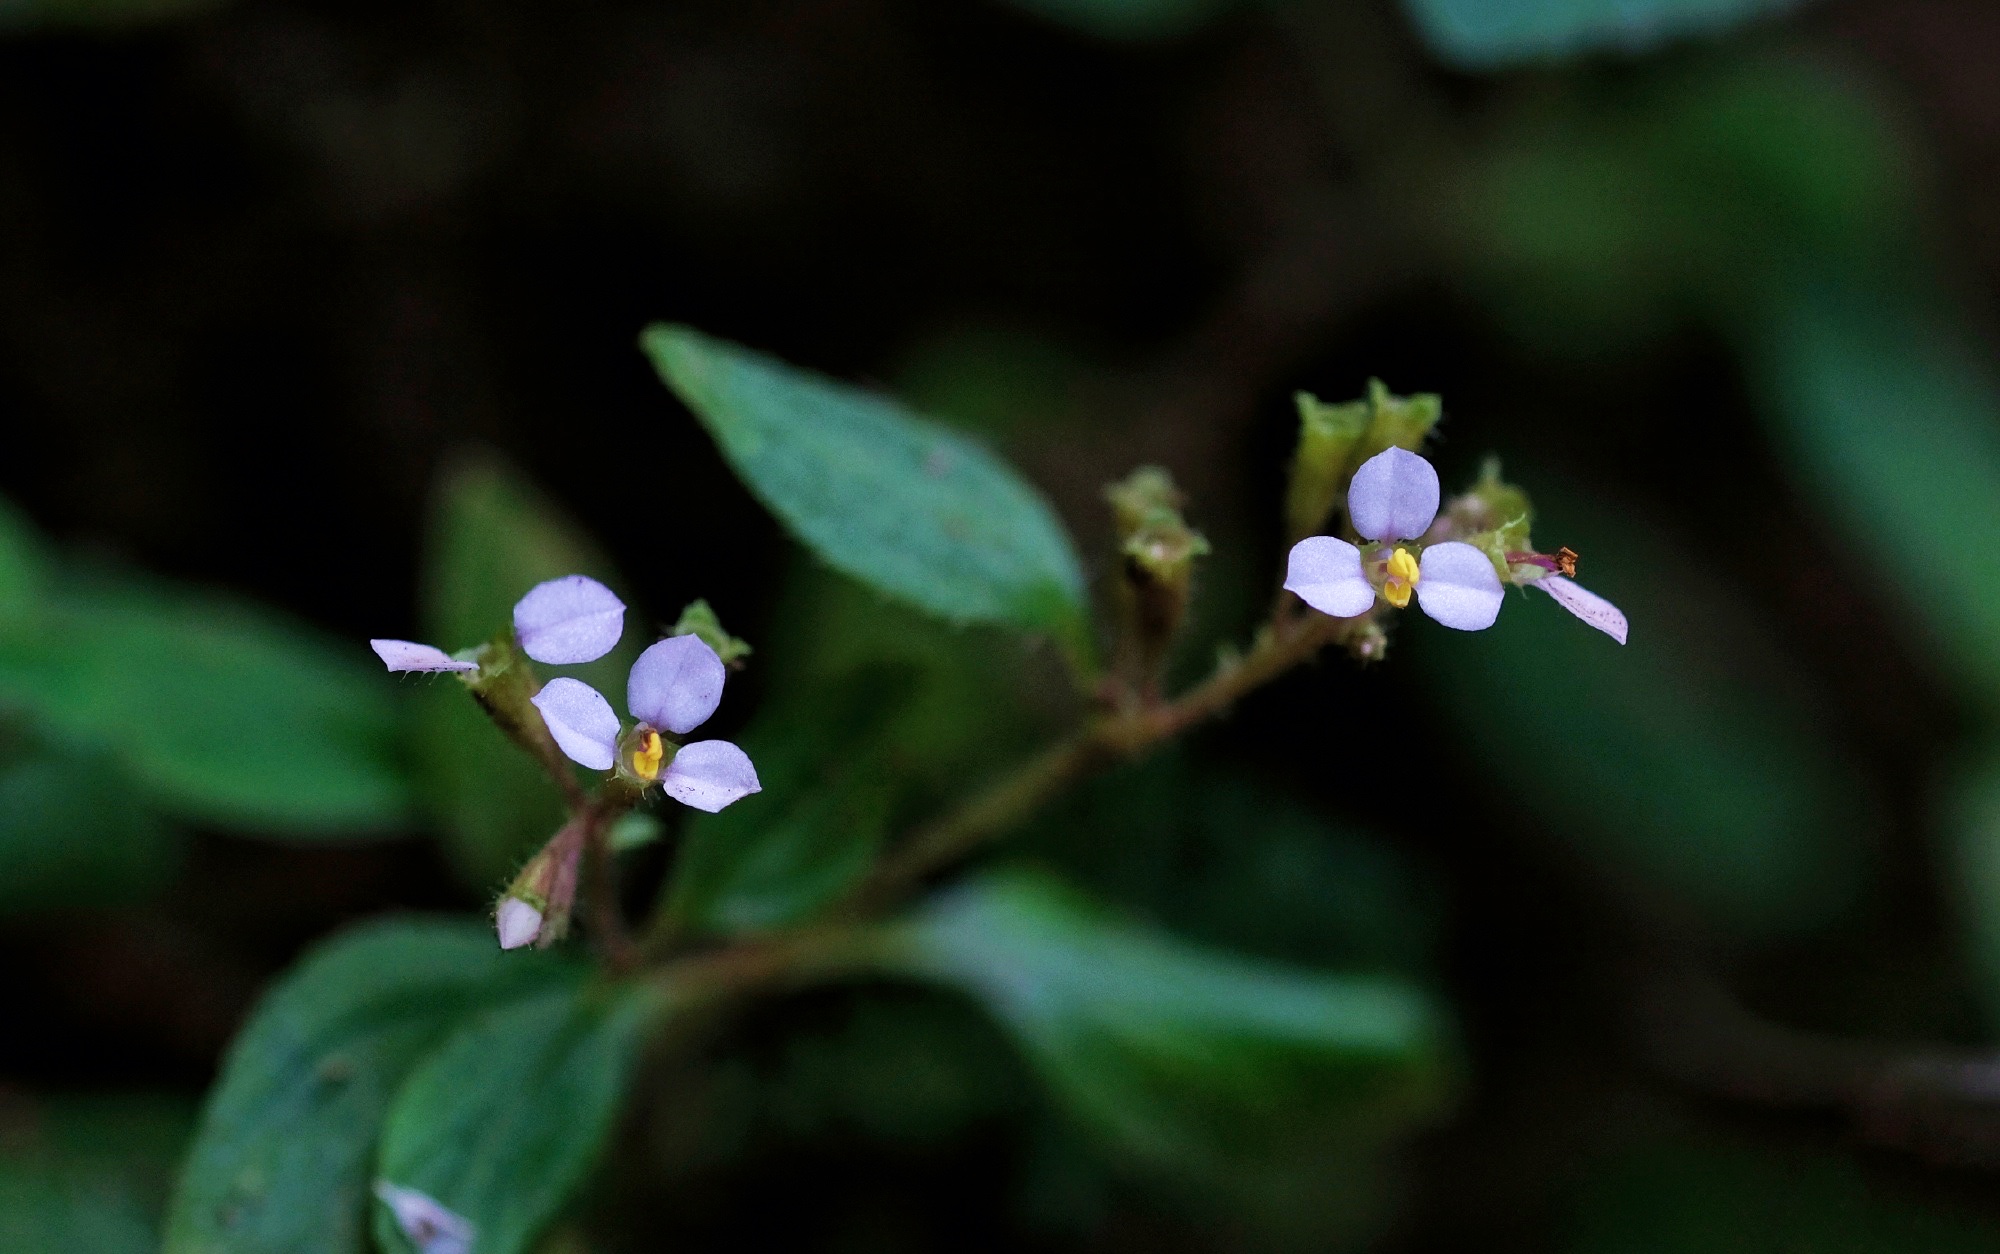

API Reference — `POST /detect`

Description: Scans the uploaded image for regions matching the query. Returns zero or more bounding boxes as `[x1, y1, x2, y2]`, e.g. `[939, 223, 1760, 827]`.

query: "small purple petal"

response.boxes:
[660, 740, 761, 813]
[1415, 541, 1503, 632]
[1347, 447, 1440, 543]
[627, 635, 725, 735]
[529, 677, 620, 770]
[1537, 576, 1629, 644]
[370, 639, 477, 673]
[1283, 537, 1376, 618]
[495, 897, 543, 950]
[512, 575, 625, 665]
[373, 1182, 473, 1254]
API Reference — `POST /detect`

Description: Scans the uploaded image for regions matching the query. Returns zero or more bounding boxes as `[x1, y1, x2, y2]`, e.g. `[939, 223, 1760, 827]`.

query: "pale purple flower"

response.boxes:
[373, 1182, 473, 1254]
[512, 575, 626, 665]
[1284, 447, 1626, 641]
[369, 640, 476, 673]
[533, 634, 760, 813]
[370, 574, 626, 672]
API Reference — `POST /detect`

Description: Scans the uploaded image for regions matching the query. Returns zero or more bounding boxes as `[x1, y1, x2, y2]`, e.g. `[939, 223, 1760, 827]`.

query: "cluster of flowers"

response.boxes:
[1284, 447, 1627, 642]
[371, 575, 761, 811]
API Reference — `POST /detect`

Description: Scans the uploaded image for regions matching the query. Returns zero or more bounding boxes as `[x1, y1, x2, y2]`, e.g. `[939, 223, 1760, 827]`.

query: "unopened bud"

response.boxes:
[1285, 381, 1443, 543]
[495, 897, 544, 950]
[1105, 467, 1209, 695]
[1445, 457, 1537, 581]
[670, 599, 752, 668]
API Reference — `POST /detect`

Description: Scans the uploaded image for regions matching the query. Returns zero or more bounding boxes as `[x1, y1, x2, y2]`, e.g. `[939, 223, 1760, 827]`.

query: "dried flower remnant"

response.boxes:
[374, 1182, 473, 1254]
[1285, 447, 1628, 642]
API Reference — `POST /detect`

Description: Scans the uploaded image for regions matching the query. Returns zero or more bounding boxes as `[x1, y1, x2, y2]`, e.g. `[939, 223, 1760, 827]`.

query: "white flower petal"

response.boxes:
[495, 897, 543, 950]
[1346, 446, 1440, 543]
[1415, 541, 1503, 632]
[1283, 536, 1376, 618]
[370, 639, 476, 673]
[529, 677, 619, 770]
[512, 575, 626, 665]
[373, 1182, 473, 1254]
[660, 740, 761, 813]
[627, 635, 725, 735]
[1536, 575, 1628, 644]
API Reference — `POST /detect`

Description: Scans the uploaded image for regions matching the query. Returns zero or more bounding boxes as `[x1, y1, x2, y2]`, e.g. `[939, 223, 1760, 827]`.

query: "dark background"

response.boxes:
[9, 0, 2000, 1249]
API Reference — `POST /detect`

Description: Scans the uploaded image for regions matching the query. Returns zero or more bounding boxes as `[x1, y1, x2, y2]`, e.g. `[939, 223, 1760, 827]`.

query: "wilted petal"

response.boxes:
[370, 639, 476, 673]
[373, 1182, 473, 1254]
[1536, 576, 1629, 644]
[529, 677, 619, 770]
[660, 740, 761, 813]
[1283, 537, 1375, 618]
[495, 897, 543, 950]
[1415, 541, 1503, 631]
[627, 635, 725, 735]
[512, 575, 625, 665]
[1346, 446, 1440, 543]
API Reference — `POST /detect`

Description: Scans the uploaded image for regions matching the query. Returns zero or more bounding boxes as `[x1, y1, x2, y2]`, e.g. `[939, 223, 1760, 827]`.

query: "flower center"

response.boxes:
[632, 729, 665, 781]
[1383, 546, 1420, 609]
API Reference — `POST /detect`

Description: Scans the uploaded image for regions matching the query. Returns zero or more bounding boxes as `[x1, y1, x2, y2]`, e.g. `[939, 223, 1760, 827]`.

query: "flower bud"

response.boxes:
[494, 897, 543, 950]
[1444, 457, 1537, 581]
[670, 599, 752, 668]
[495, 820, 582, 950]
[1285, 381, 1443, 543]
[1105, 467, 1210, 695]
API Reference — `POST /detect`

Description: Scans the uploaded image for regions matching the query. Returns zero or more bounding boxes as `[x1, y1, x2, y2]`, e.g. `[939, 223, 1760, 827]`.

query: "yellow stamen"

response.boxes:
[632, 730, 664, 781]
[1384, 546, 1420, 609]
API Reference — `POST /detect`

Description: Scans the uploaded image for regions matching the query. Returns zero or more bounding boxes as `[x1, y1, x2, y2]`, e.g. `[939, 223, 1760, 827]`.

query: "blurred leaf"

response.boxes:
[418, 453, 636, 885]
[0, 574, 412, 835]
[374, 981, 663, 1254]
[893, 326, 1090, 441]
[1457, 57, 1911, 353]
[643, 325, 1088, 649]
[1415, 487, 1873, 936]
[990, 0, 1230, 39]
[0, 496, 48, 625]
[165, 919, 570, 1254]
[0, 0, 230, 33]
[663, 666, 909, 936]
[1402, 0, 1806, 68]
[0, 1094, 194, 1254]
[1566, 1135, 2000, 1252]
[1945, 744, 2000, 1029]
[0, 748, 181, 913]
[1024, 753, 1439, 974]
[870, 870, 1452, 1176]
[1751, 278, 2000, 708]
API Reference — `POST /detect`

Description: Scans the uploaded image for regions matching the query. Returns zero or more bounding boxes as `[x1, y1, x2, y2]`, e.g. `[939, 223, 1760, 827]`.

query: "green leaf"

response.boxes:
[164, 919, 571, 1254]
[988, 0, 1230, 40]
[416, 453, 637, 884]
[1414, 486, 1873, 937]
[642, 324, 1088, 645]
[1751, 278, 2000, 709]
[869, 870, 1452, 1176]
[0, 1094, 194, 1254]
[0, 574, 412, 835]
[0, 748, 182, 913]
[0, 495, 48, 625]
[662, 667, 909, 936]
[374, 981, 664, 1254]
[1402, 0, 1805, 68]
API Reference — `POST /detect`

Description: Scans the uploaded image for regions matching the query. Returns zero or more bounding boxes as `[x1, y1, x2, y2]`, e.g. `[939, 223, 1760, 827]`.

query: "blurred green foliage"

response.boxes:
[1404, 0, 1807, 67]
[0, 1095, 193, 1254]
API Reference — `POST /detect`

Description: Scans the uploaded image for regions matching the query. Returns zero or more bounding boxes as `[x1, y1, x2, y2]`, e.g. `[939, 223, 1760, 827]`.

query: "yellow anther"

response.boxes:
[632, 730, 664, 781]
[1383, 546, 1420, 609]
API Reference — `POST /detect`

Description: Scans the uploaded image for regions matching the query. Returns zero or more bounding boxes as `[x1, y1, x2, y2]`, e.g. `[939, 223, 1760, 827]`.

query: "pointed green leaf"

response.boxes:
[373, 982, 665, 1254]
[643, 325, 1087, 644]
[0, 574, 412, 835]
[868, 870, 1452, 1174]
[164, 920, 571, 1254]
